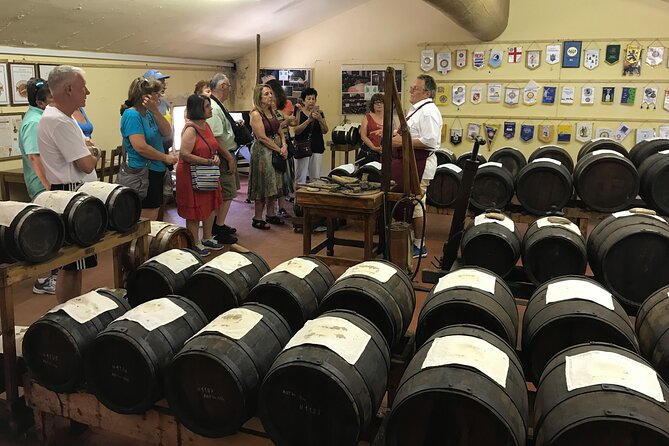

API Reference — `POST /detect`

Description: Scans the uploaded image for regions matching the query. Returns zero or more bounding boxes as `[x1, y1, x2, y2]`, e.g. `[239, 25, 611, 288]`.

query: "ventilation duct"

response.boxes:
[423, 0, 510, 41]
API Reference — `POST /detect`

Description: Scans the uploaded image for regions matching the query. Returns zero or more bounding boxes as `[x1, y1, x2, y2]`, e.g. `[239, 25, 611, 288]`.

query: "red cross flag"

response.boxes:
[508, 47, 523, 63]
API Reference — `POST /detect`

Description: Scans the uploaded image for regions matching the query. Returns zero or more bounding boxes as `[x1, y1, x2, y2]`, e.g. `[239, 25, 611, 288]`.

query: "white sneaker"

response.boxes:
[33, 275, 56, 295]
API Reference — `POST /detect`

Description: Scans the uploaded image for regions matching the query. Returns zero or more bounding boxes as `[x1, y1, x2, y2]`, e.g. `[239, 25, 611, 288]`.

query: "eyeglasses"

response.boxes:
[409, 85, 428, 92]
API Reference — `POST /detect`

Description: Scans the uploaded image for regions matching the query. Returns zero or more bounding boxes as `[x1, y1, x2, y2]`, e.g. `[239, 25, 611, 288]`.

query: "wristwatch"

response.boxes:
[90, 146, 101, 159]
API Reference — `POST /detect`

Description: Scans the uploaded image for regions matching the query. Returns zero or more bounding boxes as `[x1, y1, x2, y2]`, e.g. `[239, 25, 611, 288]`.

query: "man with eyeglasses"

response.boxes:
[392, 74, 443, 259]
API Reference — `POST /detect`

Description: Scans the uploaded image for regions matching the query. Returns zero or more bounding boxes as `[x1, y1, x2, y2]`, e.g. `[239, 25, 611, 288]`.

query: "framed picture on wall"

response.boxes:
[0, 113, 24, 160]
[0, 64, 9, 106]
[38, 64, 58, 81]
[259, 68, 312, 107]
[341, 64, 404, 115]
[9, 63, 36, 105]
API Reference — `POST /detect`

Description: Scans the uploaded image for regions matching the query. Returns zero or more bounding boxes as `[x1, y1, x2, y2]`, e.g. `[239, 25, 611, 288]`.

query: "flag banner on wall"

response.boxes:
[606, 44, 621, 64]
[664, 90, 669, 111]
[526, 50, 541, 69]
[485, 124, 499, 145]
[504, 121, 516, 139]
[562, 41, 582, 68]
[505, 87, 520, 105]
[636, 128, 657, 143]
[557, 124, 572, 143]
[581, 85, 595, 105]
[646, 47, 664, 66]
[576, 122, 593, 142]
[620, 87, 637, 105]
[468, 123, 481, 140]
[623, 43, 642, 75]
[473, 51, 485, 70]
[659, 125, 669, 138]
[487, 83, 502, 102]
[642, 87, 658, 109]
[614, 123, 632, 141]
[561, 86, 575, 104]
[435, 84, 449, 105]
[538, 124, 554, 143]
[546, 44, 561, 65]
[524, 81, 539, 105]
[489, 49, 503, 68]
[602, 87, 615, 103]
[596, 128, 614, 138]
[542, 86, 557, 104]
[470, 85, 483, 104]
[451, 128, 463, 145]
[456, 49, 468, 68]
[520, 125, 535, 141]
[584, 48, 600, 70]
[421, 50, 435, 72]
[437, 52, 452, 74]
[452, 85, 466, 106]
[508, 47, 523, 63]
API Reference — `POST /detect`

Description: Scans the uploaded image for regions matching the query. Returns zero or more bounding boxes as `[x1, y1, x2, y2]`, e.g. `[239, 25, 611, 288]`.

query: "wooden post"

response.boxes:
[256, 34, 261, 84]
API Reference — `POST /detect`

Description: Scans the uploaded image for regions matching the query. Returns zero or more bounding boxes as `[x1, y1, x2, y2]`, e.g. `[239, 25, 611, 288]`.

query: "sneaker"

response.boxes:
[313, 225, 327, 233]
[213, 223, 237, 235]
[412, 245, 428, 259]
[33, 275, 56, 295]
[202, 239, 225, 251]
[214, 232, 238, 245]
[278, 208, 292, 218]
[193, 245, 211, 258]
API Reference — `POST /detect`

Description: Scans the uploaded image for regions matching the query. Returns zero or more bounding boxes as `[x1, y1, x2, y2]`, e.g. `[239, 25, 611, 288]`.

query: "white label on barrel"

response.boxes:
[77, 181, 121, 203]
[545, 279, 615, 310]
[422, 335, 510, 388]
[437, 148, 454, 156]
[334, 164, 356, 174]
[205, 252, 253, 275]
[195, 308, 263, 340]
[47, 290, 120, 323]
[481, 161, 503, 168]
[150, 249, 200, 274]
[591, 149, 624, 158]
[265, 257, 319, 279]
[0, 201, 36, 227]
[434, 268, 496, 294]
[32, 190, 79, 214]
[117, 298, 186, 331]
[363, 161, 382, 170]
[338, 261, 396, 283]
[440, 163, 462, 173]
[612, 210, 666, 223]
[565, 350, 665, 403]
[591, 137, 614, 142]
[536, 217, 582, 235]
[149, 221, 173, 237]
[474, 213, 515, 232]
[283, 316, 371, 365]
[533, 157, 561, 166]
[0, 326, 29, 357]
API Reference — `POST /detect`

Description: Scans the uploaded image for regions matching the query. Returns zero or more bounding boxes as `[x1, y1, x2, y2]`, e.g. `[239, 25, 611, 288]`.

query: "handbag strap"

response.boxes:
[260, 112, 279, 138]
[210, 95, 236, 128]
[187, 124, 215, 158]
[298, 111, 313, 142]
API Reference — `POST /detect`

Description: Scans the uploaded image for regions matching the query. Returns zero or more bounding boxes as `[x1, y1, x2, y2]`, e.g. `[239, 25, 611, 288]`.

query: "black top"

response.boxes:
[295, 111, 325, 154]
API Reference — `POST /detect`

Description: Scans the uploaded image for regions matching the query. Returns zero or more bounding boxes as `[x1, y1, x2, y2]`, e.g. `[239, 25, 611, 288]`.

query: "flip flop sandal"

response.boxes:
[252, 218, 271, 230]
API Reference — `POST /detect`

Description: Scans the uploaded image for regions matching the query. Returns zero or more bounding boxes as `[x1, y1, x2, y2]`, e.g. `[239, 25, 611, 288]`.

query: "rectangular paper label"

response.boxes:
[533, 157, 562, 166]
[117, 298, 186, 331]
[338, 261, 396, 283]
[150, 249, 200, 274]
[149, 221, 173, 238]
[77, 181, 120, 203]
[33, 191, 79, 214]
[591, 149, 624, 158]
[545, 279, 615, 310]
[206, 252, 253, 275]
[194, 308, 263, 341]
[612, 210, 666, 223]
[265, 257, 319, 279]
[364, 161, 381, 170]
[442, 163, 462, 173]
[0, 326, 29, 357]
[0, 202, 35, 227]
[335, 164, 356, 174]
[474, 213, 515, 232]
[434, 268, 496, 294]
[481, 161, 503, 168]
[536, 217, 582, 235]
[47, 290, 120, 324]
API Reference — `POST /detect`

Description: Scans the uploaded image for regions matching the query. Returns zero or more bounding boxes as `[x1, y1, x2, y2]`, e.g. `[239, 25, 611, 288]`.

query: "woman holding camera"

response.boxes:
[293, 87, 328, 184]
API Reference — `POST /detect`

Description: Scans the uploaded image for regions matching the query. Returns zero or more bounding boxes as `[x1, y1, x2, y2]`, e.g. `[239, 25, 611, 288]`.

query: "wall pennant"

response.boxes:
[468, 123, 481, 140]
[660, 125, 669, 138]
[575, 122, 593, 142]
[646, 46, 664, 67]
[489, 49, 503, 68]
[636, 128, 657, 143]
[526, 50, 541, 70]
[602, 87, 615, 103]
[472, 51, 486, 70]
[520, 124, 535, 142]
[485, 124, 499, 146]
[642, 87, 658, 109]
[620, 87, 637, 105]
[508, 46, 523, 63]
[503, 121, 516, 139]
[421, 49, 435, 72]
[450, 128, 463, 145]
[562, 41, 582, 68]
[437, 51, 452, 74]
[664, 89, 669, 112]
[524, 81, 539, 105]
[456, 49, 468, 68]
[623, 43, 642, 75]
[487, 83, 502, 102]
[538, 124, 554, 143]
[557, 124, 572, 143]
[435, 84, 449, 105]
[581, 85, 595, 105]
[452, 85, 466, 106]
[606, 44, 621, 64]
[505, 87, 520, 105]
[470, 85, 483, 104]
[613, 123, 632, 142]
[542, 86, 557, 104]
[595, 128, 613, 138]
[583, 48, 600, 70]
[546, 44, 561, 65]
[561, 86, 575, 104]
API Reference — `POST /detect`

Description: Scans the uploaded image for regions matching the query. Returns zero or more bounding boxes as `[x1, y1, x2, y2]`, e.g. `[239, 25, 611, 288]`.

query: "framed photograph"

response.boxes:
[38, 64, 58, 81]
[0, 64, 9, 106]
[9, 63, 36, 105]
[341, 64, 404, 115]
[0, 113, 24, 160]
[259, 68, 312, 107]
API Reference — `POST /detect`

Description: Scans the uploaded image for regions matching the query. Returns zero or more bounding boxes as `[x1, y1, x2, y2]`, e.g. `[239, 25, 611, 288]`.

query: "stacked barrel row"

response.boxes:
[427, 138, 669, 215]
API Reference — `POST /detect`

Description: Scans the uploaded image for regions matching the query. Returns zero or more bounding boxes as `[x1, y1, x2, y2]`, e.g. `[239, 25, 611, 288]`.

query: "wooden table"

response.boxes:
[329, 142, 360, 170]
[296, 188, 385, 267]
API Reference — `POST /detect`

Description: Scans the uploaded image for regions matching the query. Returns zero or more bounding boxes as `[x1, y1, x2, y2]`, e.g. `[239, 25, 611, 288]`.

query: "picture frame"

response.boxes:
[0, 64, 9, 106]
[38, 64, 58, 81]
[341, 64, 404, 115]
[9, 63, 36, 105]
[259, 68, 312, 107]
[0, 113, 25, 160]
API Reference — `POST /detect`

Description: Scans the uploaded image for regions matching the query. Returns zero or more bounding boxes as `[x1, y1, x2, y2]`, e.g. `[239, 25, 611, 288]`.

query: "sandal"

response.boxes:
[266, 215, 285, 225]
[252, 218, 271, 230]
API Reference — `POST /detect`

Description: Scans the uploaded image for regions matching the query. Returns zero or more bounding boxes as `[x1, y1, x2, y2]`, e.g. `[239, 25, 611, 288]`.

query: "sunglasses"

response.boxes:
[35, 79, 47, 90]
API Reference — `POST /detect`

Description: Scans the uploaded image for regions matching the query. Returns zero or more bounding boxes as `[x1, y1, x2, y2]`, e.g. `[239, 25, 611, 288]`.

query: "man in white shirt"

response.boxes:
[38, 65, 100, 303]
[392, 74, 443, 258]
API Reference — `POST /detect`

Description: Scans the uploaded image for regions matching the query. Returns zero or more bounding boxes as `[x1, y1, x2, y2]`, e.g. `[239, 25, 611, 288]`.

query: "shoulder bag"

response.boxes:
[211, 95, 254, 147]
[263, 114, 286, 173]
[293, 113, 313, 159]
[189, 126, 220, 191]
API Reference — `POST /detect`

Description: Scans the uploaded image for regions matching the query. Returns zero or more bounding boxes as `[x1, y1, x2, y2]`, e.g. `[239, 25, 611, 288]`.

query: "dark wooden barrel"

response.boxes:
[470, 161, 515, 211]
[587, 209, 669, 312]
[86, 296, 207, 414]
[434, 148, 456, 166]
[183, 251, 269, 322]
[635, 284, 669, 383]
[426, 163, 462, 208]
[456, 152, 486, 169]
[32, 190, 108, 247]
[259, 310, 390, 446]
[578, 138, 629, 161]
[320, 260, 415, 347]
[461, 212, 521, 278]
[328, 163, 356, 177]
[522, 216, 587, 285]
[245, 256, 335, 333]
[515, 158, 573, 215]
[639, 151, 669, 215]
[355, 161, 382, 183]
[126, 248, 204, 307]
[489, 146, 527, 178]
[573, 150, 639, 212]
[629, 138, 669, 168]
[0, 201, 64, 264]
[533, 343, 669, 446]
[346, 123, 361, 145]
[529, 145, 574, 173]
[22, 288, 130, 393]
[331, 125, 347, 144]
[126, 221, 195, 271]
[386, 325, 528, 446]
[416, 267, 518, 348]
[77, 181, 141, 233]
[522, 276, 638, 383]
[165, 303, 292, 437]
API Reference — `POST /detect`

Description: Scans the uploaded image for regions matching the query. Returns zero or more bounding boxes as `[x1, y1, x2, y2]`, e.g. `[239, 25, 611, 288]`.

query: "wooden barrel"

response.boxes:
[386, 325, 528, 446]
[470, 161, 515, 211]
[331, 125, 347, 144]
[515, 158, 573, 215]
[461, 212, 521, 278]
[522, 216, 587, 285]
[578, 138, 629, 161]
[245, 256, 335, 333]
[183, 251, 269, 322]
[434, 148, 456, 166]
[426, 163, 461, 208]
[126, 249, 204, 307]
[639, 151, 669, 214]
[165, 303, 292, 437]
[629, 137, 669, 168]
[635, 284, 669, 383]
[77, 181, 141, 233]
[529, 145, 574, 173]
[0, 201, 64, 264]
[86, 296, 207, 414]
[587, 209, 669, 312]
[355, 161, 381, 183]
[32, 190, 108, 247]
[533, 343, 669, 446]
[489, 146, 527, 178]
[416, 267, 518, 348]
[346, 123, 361, 145]
[22, 288, 130, 393]
[126, 221, 195, 271]
[573, 150, 639, 212]
[328, 163, 356, 177]
[522, 276, 638, 383]
[320, 260, 415, 347]
[259, 310, 390, 446]
[456, 152, 486, 169]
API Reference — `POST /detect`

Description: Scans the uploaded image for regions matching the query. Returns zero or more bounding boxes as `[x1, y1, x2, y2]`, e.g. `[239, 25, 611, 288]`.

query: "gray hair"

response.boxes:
[48, 65, 85, 94]
[209, 73, 228, 91]
[417, 74, 436, 99]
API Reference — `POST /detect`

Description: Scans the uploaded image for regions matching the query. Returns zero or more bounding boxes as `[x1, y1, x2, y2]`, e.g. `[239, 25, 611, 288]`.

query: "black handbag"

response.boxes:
[272, 150, 287, 172]
[211, 95, 254, 147]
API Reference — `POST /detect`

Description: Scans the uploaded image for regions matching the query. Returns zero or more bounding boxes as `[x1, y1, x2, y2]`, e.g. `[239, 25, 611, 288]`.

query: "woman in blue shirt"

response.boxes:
[73, 107, 94, 139]
[120, 77, 177, 219]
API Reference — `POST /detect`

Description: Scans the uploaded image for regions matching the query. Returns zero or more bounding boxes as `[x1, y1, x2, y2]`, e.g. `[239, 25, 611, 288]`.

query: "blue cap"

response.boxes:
[143, 69, 169, 80]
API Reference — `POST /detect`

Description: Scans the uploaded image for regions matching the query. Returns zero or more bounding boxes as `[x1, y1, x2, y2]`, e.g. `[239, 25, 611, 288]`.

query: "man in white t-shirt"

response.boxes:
[38, 65, 100, 303]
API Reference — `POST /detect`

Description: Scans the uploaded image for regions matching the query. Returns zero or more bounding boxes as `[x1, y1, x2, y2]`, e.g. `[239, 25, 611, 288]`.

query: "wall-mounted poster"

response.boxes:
[0, 114, 23, 159]
[9, 63, 36, 105]
[38, 64, 58, 80]
[0, 64, 9, 106]
[259, 68, 312, 107]
[341, 64, 403, 115]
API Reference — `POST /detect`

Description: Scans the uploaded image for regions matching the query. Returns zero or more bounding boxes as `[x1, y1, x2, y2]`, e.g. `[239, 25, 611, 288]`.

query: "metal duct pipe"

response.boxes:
[423, 0, 510, 41]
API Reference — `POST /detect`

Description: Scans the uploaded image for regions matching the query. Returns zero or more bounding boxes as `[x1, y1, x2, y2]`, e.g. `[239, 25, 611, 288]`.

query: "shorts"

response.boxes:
[220, 157, 239, 200]
[142, 169, 166, 209]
